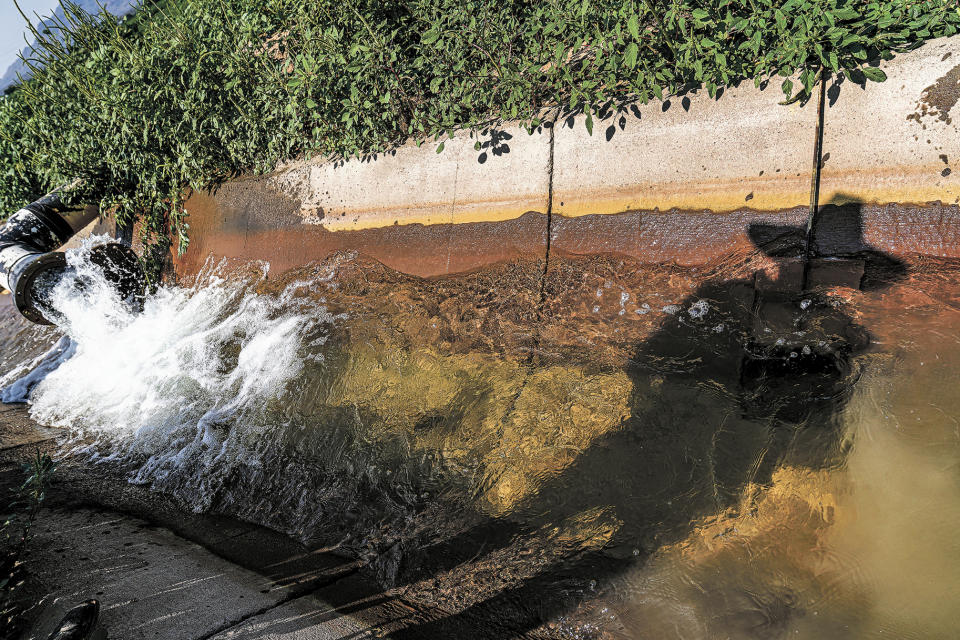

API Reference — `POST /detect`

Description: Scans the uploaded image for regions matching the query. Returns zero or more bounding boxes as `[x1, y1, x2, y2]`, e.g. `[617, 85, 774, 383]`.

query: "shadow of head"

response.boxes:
[746, 222, 806, 258]
[747, 196, 908, 291]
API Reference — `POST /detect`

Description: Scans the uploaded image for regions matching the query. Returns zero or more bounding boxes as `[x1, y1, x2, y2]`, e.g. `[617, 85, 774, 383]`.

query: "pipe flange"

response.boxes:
[12, 251, 67, 325]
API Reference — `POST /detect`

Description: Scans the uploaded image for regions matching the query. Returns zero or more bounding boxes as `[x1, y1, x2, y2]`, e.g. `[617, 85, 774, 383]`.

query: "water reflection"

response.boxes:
[396, 209, 907, 639]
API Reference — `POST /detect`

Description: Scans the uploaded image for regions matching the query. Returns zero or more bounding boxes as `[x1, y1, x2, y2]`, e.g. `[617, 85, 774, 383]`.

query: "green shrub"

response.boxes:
[1, 451, 55, 637]
[0, 0, 957, 255]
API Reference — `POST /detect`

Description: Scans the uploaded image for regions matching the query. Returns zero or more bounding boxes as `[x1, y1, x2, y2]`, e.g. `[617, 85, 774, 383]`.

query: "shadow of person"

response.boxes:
[807, 198, 908, 291]
[389, 200, 907, 639]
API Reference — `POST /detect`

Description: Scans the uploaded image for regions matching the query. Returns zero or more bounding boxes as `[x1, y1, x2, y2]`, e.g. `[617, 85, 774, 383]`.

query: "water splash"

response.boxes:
[4, 236, 336, 515]
[0, 335, 75, 403]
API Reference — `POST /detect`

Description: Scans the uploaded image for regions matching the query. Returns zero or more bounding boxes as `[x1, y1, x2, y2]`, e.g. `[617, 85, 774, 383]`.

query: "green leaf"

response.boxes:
[421, 30, 439, 45]
[624, 42, 638, 68]
[833, 8, 860, 21]
[862, 66, 887, 82]
[841, 33, 861, 47]
[627, 15, 639, 40]
[584, 113, 593, 136]
[436, 141, 445, 153]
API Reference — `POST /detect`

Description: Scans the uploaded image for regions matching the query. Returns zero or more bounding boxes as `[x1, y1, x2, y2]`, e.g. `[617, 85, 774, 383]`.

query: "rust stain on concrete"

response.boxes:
[178, 178, 960, 283]
[304, 197, 546, 232]
[176, 188, 547, 279]
[551, 207, 811, 266]
[550, 201, 960, 266]
[819, 165, 960, 209]
[554, 175, 812, 219]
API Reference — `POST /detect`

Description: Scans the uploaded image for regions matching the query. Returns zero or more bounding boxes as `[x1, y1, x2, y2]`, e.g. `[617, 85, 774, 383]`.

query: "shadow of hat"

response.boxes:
[746, 196, 907, 291]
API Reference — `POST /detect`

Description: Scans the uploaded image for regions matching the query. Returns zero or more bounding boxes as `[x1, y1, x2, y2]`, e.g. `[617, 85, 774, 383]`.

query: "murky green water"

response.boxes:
[585, 306, 960, 640]
[2, 248, 960, 639]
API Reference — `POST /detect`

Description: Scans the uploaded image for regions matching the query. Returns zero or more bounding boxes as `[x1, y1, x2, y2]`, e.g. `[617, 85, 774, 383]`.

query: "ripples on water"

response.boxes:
[1, 236, 960, 639]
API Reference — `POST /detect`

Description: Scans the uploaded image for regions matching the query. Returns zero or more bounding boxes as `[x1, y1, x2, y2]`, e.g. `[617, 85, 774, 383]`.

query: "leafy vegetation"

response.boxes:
[0, 0, 957, 257]
[1, 451, 55, 637]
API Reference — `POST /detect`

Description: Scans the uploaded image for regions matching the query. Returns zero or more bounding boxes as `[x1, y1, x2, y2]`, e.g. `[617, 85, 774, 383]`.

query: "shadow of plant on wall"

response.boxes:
[379, 198, 908, 639]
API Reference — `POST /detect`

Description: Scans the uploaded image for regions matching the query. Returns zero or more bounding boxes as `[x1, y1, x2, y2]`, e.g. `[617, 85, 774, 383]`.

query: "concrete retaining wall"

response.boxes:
[174, 35, 960, 280]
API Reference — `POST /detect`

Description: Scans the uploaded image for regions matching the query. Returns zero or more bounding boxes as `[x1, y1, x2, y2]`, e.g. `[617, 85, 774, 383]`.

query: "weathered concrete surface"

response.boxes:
[209, 568, 511, 640]
[818, 36, 960, 258]
[209, 585, 413, 640]
[0, 403, 57, 450]
[820, 36, 960, 209]
[551, 82, 815, 218]
[289, 126, 551, 231]
[178, 126, 550, 279]
[23, 507, 293, 640]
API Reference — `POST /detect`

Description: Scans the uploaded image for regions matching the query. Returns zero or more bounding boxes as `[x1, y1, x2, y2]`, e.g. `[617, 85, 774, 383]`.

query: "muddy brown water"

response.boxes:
[1, 243, 960, 639]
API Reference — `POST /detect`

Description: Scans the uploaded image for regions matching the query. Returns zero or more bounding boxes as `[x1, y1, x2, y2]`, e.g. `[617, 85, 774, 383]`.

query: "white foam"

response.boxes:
[0, 335, 76, 403]
[687, 299, 710, 319]
[6, 237, 333, 508]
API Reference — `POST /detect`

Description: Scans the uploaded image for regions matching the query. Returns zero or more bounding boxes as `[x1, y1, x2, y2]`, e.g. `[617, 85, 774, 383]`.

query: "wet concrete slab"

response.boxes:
[1, 450, 362, 598]
[209, 595, 371, 640]
[0, 404, 57, 451]
[209, 572, 502, 640]
[23, 507, 292, 640]
[0, 413, 395, 640]
[209, 579, 415, 640]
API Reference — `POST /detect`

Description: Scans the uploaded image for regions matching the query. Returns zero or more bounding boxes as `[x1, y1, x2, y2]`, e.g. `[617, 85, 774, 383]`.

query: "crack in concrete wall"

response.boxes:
[539, 117, 557, 306]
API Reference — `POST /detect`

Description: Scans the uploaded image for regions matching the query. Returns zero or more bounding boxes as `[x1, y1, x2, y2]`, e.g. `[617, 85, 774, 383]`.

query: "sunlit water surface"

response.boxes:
[1, 237, 959, 639]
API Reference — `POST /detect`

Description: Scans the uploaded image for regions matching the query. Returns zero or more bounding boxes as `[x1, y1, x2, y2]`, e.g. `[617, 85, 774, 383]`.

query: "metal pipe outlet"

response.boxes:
[0, 184, 146, 325]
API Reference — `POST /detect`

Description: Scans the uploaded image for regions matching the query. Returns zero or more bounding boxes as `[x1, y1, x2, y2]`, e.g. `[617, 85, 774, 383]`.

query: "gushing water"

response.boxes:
[3, 236, 338, 520]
